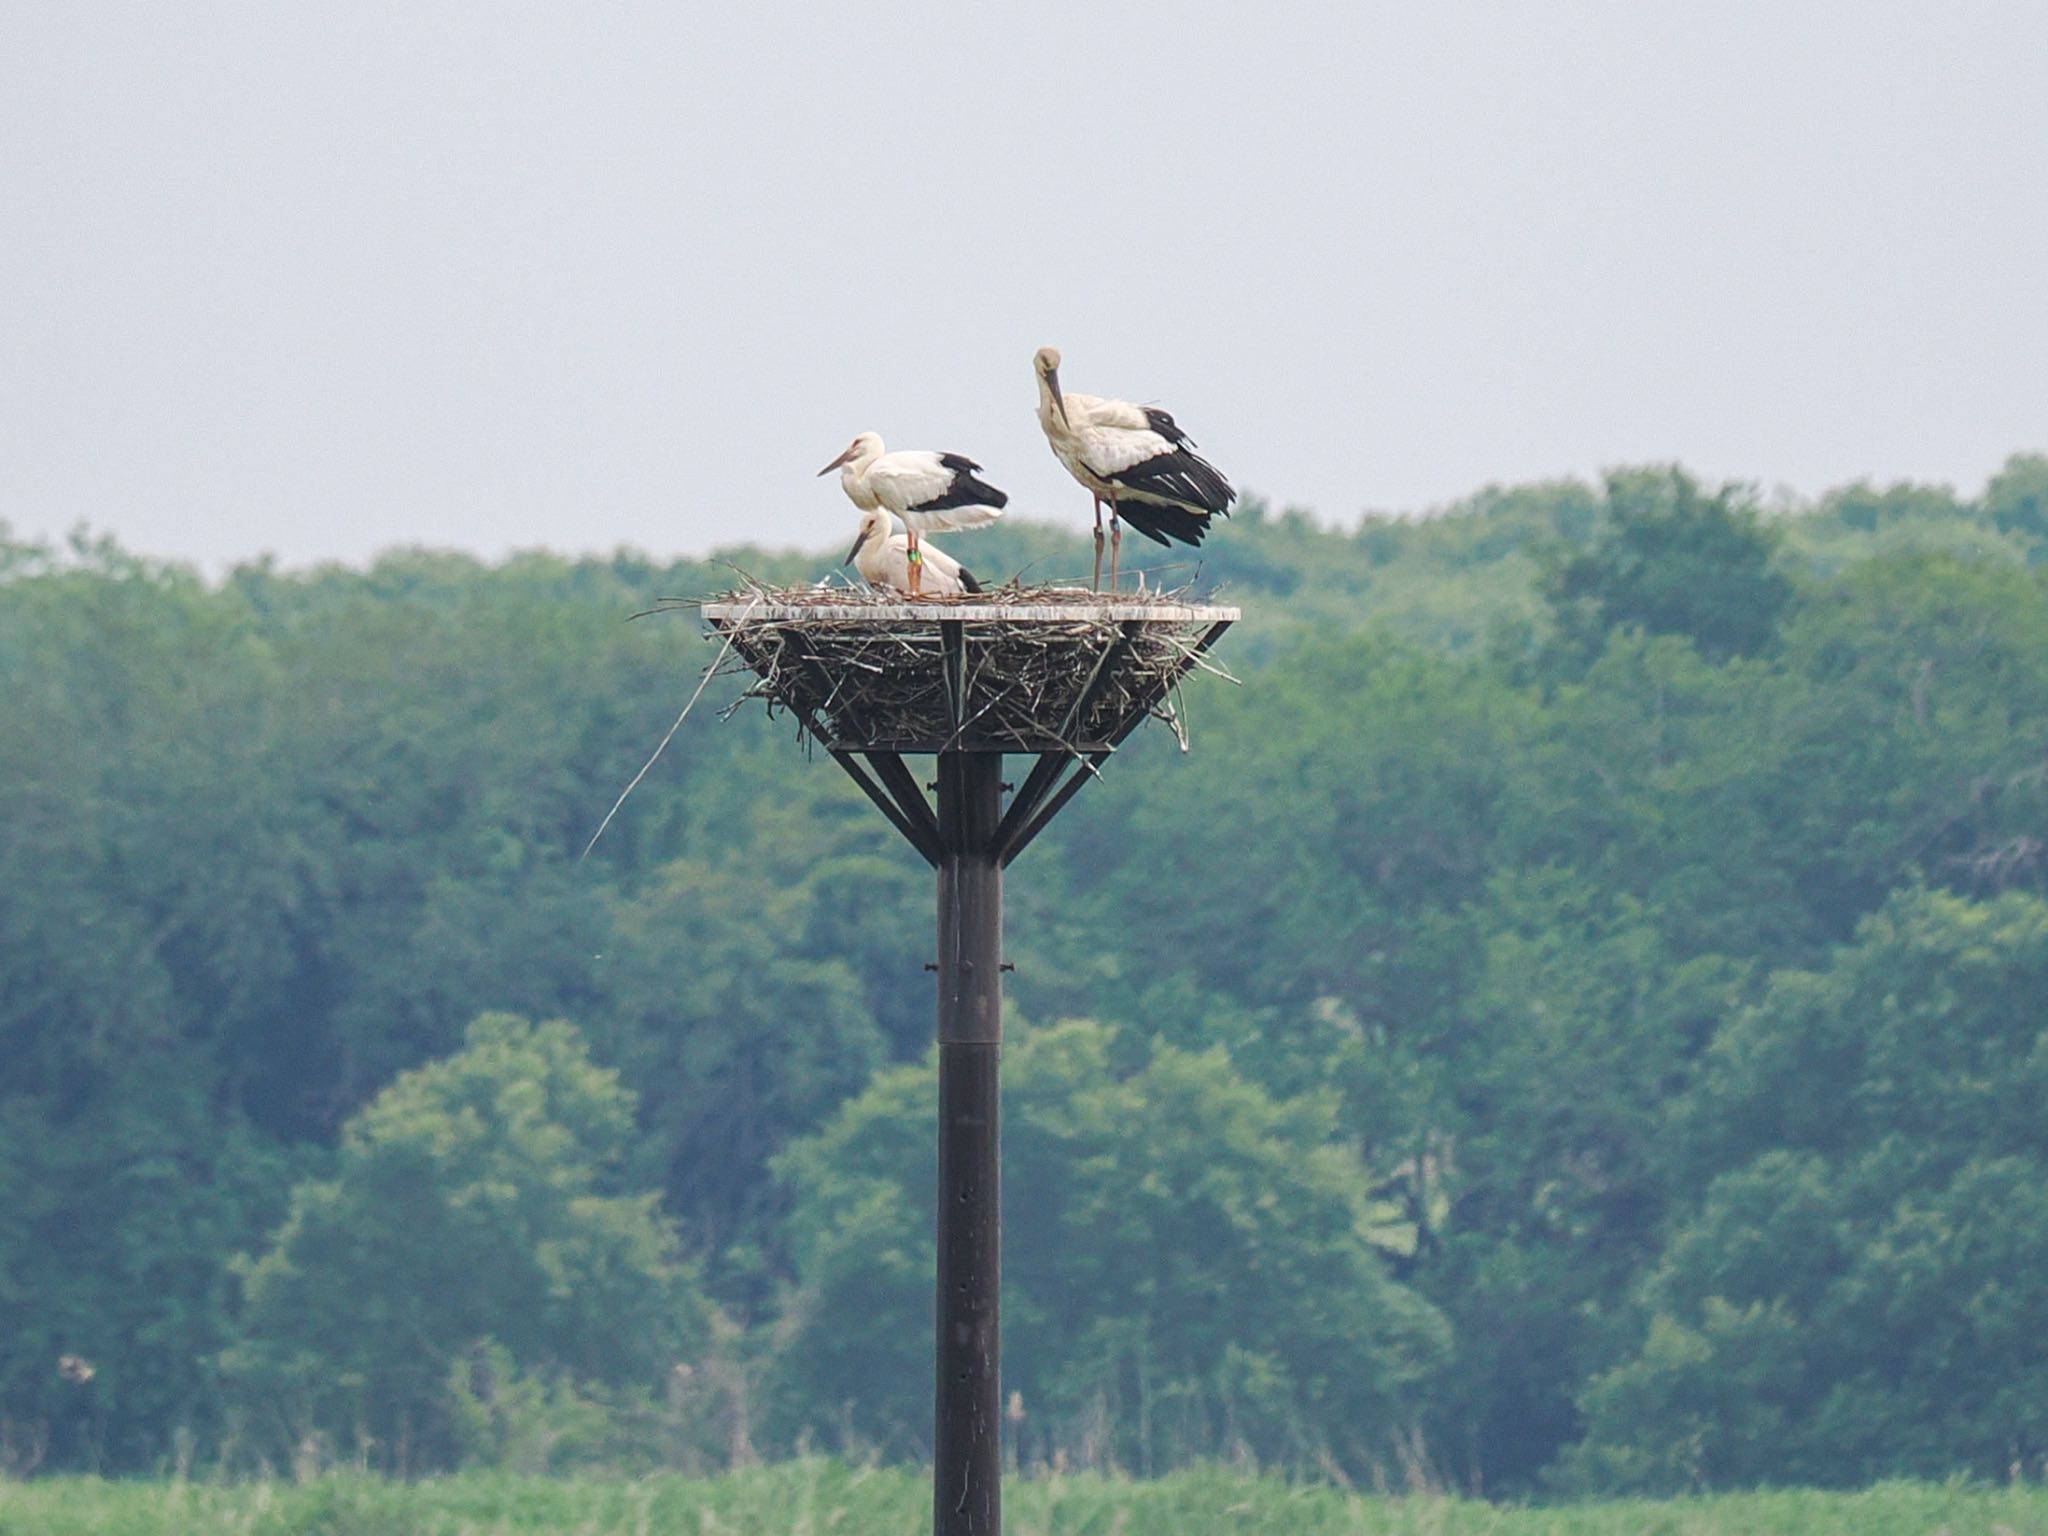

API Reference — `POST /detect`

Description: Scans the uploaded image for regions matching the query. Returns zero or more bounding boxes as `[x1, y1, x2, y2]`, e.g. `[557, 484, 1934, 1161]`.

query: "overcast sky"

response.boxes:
[3, 3, 2044, 571]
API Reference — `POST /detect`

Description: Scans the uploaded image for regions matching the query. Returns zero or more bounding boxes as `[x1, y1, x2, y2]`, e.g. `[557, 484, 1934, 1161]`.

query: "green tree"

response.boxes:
[0, 1076, 291, 1473]
[1053, 632, 1535, 1037]
[594, 844, 891, 1267]
[1982, 452, 2048, 552]
[1767, 552, 2048, 921]
[223, 1013, 699, 1473]
[1424, 868, 1746, 1490]
[0, 535, 311, 1470]
[1542, 468, 1794, 665]
[773, 1020, 1447, 1475]
[1505, 631, 1811, 962]
[1568, 889, 2048, 1489]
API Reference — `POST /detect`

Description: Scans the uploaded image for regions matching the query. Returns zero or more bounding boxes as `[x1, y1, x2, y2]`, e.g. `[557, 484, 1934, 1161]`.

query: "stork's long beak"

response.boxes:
[819, 445, 857, 476]
[1047, 367, 1068, 428]
[843, 529, 866, 565]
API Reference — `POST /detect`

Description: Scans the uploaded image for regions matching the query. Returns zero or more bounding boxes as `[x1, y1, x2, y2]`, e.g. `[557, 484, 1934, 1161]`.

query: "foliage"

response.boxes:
[6, 451, 2048, 1490]
[1568, 890, 2048, 1491]
[1540, 468, 1794, 667]
[221, 1014, 699, 1473]
[773, 1021, 1448, 1475]
[1983, 452, 2048, 554]
[1422, 870, 1746, 1490]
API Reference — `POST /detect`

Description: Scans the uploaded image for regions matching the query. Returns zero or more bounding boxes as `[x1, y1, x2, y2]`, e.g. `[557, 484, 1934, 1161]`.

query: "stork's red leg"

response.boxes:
[1091, 498, 1105, 591]
[1109, 509, 1123, 590]
[908, 529, 924, 598]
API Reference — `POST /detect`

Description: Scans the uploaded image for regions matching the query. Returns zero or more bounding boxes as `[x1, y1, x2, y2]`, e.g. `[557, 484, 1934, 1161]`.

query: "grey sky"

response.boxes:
[4, 3, 2044, 571]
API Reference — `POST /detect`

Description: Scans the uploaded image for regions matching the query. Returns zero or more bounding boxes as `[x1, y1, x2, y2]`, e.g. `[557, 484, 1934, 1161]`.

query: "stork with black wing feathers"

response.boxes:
[819, 431, 1007, 597]
[1032, 346, 1235, 589]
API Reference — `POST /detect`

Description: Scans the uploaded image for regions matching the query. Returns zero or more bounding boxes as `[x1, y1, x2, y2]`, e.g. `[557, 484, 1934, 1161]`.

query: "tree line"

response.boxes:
[2, 453, 2046, 1491]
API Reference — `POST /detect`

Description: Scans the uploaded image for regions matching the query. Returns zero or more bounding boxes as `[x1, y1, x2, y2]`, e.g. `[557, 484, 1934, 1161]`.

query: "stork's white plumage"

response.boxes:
[843, 509, 981, 598]
[819, 431, 1007, 595]
[1031, 347, 1234, 589]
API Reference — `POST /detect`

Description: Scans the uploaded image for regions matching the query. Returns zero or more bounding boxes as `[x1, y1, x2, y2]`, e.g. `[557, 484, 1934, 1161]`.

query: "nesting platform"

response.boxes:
[700, 586, 1237, 867]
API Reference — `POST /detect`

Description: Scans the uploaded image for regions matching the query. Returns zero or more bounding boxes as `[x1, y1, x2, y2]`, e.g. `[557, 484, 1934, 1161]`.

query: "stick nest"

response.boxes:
[676, 579, 1237, 755]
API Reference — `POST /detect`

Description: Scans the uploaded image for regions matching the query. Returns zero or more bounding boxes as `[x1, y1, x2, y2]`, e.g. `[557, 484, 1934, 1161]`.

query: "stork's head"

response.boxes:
[843, 507, 890, 566]
[818, 431, 884, 476]
[1032, 347, 1067, 427]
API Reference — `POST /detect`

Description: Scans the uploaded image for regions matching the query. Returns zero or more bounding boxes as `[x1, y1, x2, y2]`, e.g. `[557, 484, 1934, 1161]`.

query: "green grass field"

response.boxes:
[2, 1464, 2045, 1536]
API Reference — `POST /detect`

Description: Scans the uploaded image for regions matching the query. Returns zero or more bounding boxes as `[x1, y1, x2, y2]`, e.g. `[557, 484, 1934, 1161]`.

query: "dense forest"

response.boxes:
[4, 453, 2048, 1494]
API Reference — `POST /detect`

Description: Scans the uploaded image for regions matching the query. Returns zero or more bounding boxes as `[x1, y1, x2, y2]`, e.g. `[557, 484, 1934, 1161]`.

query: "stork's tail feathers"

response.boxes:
[958, 566, 983, 594]
[1176, 453, 1234, 515]
[1112, 449, 1234, 520]
[953, 473, 1009, 510]
[1116, 499, 1216, 548]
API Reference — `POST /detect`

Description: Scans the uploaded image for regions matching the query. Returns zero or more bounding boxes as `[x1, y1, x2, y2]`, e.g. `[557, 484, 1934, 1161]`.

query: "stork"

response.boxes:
[819, 432, 1007, 597]
[1031, 347, 1235, 589]
[844, 508, 981, 597]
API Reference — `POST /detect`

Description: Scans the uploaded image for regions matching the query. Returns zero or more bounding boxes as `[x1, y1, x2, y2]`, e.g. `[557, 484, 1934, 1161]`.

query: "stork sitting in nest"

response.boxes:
[844, 508, 981, 597]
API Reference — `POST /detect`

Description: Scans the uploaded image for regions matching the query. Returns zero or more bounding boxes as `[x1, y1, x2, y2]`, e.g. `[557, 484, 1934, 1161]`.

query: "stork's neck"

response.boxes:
[840, 436, 885, 496]
[1035, 371, 1062, 432]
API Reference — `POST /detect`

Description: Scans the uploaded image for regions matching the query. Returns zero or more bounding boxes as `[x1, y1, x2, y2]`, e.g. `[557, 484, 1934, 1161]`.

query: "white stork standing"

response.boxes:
[1031, 347, 1235, 589]
[843, 508, 981, 597]
[818, 432, 1007, 596]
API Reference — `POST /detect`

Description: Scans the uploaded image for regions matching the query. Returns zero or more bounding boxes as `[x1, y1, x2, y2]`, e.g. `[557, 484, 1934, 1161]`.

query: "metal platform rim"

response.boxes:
[700, 600, 1241, 624]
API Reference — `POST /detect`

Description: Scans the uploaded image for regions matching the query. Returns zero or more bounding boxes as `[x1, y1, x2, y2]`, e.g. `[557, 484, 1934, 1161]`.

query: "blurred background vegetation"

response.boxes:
[4, 452, 2047, 1494]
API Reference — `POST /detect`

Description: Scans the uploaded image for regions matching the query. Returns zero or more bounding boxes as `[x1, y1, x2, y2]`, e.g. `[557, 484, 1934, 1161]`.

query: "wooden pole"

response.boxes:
[934, 750, 1002, 1536]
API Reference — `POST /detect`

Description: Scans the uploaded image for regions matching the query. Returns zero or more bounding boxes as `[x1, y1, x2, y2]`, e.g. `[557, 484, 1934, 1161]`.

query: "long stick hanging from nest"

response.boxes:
[579, 593, 763, 860]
